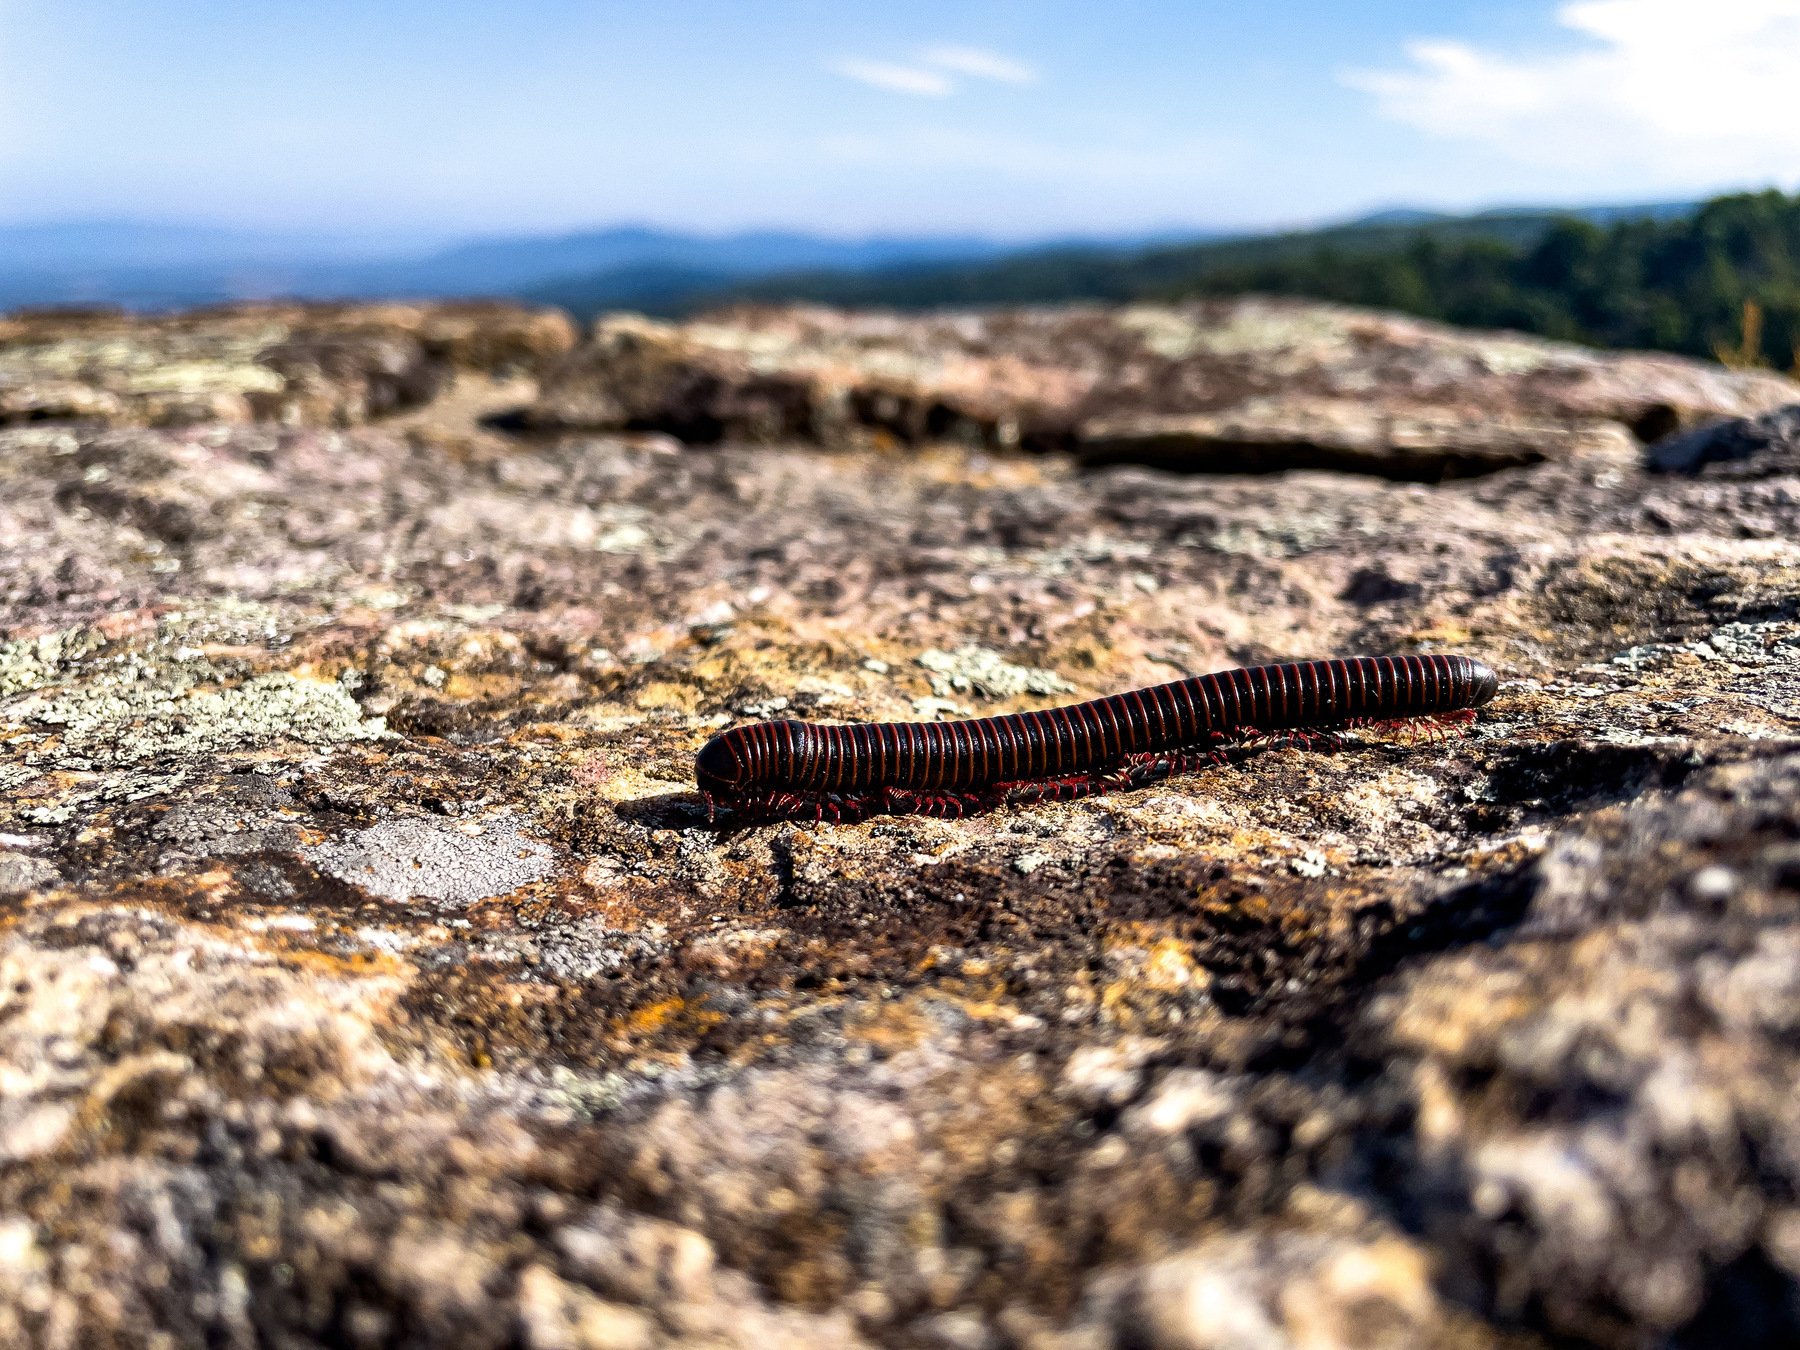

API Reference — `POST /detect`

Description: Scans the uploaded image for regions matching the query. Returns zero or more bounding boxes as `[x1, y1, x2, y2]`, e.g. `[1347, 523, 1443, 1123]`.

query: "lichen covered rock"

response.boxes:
[1, 304, 1799, 1346]
[525, 299, 1799, 476]
[0, 300, 576, 431]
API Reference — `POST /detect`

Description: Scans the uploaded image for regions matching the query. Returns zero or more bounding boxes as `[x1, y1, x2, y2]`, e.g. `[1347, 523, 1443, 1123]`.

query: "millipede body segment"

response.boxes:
[695, 654, 1497, 823]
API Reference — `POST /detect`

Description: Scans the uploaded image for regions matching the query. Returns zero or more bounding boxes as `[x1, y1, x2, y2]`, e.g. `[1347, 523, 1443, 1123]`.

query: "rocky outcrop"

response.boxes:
[3, 299, 1800, 1347]
[519, 313, 819, 444]
[0, 300, 577, 430]
[524, 299, 1799, 477]
[14, 294, 1794, 482]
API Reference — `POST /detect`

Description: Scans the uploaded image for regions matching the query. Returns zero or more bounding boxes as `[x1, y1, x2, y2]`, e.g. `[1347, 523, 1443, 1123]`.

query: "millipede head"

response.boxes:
[695, 733, 747, 798]
[1466, 659, 1499, 707]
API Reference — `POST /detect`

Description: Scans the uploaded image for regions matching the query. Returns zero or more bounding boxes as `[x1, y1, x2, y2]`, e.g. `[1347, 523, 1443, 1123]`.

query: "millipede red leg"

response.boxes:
[908, 791, 985, 819]
[1352, 710, 1475, 745]
[1001, 774, 1100, 805]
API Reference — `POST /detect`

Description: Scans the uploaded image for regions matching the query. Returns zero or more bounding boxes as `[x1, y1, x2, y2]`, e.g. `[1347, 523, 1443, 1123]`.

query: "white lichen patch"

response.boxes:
[1178, 298, 1360, 371]
[5, 670, 387, 768]
[304, 815, 556, 906]
[1105, 791, 1235, 842]
[157, 598, 292, 646]
[0, 627, 109, 696]
[1612, 620, 1800, 673]
[916, 645, 1075, 700]
[0, 853, 60, 896]
[1339, 769, 1460, 859]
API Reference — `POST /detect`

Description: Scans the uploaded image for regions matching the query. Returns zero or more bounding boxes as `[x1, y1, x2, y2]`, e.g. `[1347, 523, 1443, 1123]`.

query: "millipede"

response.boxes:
[695, 654, 1497, 824]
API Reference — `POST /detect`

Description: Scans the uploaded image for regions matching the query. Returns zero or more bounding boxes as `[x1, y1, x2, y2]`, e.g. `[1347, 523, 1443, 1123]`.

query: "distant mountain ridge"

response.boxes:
[0, 222, 1026, 313]
[0, 202, 1697, 316]
[1349, 202, 1694, 230]
[0, 221, 448, 272]
[409, 228, 1013, 290]
[583, 200, 1703, 319]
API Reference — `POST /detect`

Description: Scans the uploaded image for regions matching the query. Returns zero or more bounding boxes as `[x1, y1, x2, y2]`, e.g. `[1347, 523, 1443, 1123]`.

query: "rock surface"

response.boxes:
[0, 300, 576, 431]
[525, 300, 1799, 478]
[3, 297, 1800, 1348]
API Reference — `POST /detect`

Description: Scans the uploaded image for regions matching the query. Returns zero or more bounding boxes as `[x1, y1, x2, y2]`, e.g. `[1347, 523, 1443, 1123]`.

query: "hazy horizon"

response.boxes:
[0, 191, 1728, 254]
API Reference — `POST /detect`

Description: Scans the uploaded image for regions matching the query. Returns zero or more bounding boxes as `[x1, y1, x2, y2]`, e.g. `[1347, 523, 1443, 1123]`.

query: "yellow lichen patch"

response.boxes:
[1456, 834, 1553, 877]
[567, 703, 650, 733]
[631, 681, 700, 712]
[1380, 953, 1541, 1059]
[1097, 930, 1213, 1023]
[510, 722, 586, 745]
[599, 997, 729, 1062]
[916, 979, 1028, 1028]
[624, 998, 687, 1034]
[1406, 620, 1475, 645]
[1143, 937, 1207, 992]
[839, 997, 936, 1057]
[272, 945, 410, 981]
[907, 445, 1058, 490]
[444, 672, 522, 700]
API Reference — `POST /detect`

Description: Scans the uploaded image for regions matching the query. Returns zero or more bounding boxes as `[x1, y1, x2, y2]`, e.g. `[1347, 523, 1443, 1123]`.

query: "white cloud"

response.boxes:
[921, 45, 1036, 85]
[829, 58, 953, 98]
[1345, 0, 1800, 182]
[830, 45, 1036, 98]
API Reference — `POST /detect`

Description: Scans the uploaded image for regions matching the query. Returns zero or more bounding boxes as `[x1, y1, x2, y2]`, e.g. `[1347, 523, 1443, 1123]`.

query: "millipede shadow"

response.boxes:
[612, 792, 711, 830]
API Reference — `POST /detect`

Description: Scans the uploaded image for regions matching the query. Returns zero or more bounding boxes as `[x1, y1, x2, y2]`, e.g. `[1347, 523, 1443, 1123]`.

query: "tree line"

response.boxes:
[685, 191, 1800, 371]
[1176, 191, 1799, 372]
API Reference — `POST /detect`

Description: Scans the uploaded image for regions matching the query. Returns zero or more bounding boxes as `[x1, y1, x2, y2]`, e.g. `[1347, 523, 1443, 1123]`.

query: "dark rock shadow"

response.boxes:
[1648, 402, 1800, 476]
[1672, 1248, 1800, 1350]
[477, 406, 536, 434]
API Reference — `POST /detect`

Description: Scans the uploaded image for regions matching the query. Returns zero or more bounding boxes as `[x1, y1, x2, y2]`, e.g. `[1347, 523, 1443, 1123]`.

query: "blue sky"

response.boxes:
[3, 0, 1797, 241]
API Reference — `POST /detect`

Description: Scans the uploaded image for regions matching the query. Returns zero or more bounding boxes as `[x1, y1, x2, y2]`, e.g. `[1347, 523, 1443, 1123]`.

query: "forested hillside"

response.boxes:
[657, 192, 1799, 369]
[1179, 190, 1800, 370]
